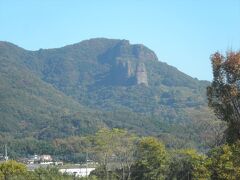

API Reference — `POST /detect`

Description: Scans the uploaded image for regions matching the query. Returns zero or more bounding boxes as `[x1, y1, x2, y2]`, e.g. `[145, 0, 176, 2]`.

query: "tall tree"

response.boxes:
[131, 137, 169, 180]
[168, 149, 211, 180]
[207, 51, 240, 143]
[93, 128, 115, 179]
[92, 128, 137, 180]
[112, 129, 137, 180]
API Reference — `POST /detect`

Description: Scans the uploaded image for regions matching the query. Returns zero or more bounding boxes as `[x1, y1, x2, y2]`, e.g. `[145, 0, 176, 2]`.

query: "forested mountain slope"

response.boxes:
[0, 39, 217, 149]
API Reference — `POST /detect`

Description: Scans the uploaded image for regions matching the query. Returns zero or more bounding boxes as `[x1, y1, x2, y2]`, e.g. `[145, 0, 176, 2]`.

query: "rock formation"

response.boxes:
[135, 63, 148, 86]
[114, 59, 134, 85]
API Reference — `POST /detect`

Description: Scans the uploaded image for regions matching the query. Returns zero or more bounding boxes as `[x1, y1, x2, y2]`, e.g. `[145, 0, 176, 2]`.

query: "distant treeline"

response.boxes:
[1, 128, 240, 179]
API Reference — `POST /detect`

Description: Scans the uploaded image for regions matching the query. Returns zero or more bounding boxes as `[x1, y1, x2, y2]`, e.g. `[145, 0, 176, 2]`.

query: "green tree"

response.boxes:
[131, 137, 169, 180]
[207, 51, 240, 143]
[33, 167, 75, 180]
[111, 129, 137, 180]
[168, 149, 211, 180]
[92, 128, 115, 179]
[0, 160, 27, 180]
[91, 128, 137, 180]
[209, 141, 240, 179]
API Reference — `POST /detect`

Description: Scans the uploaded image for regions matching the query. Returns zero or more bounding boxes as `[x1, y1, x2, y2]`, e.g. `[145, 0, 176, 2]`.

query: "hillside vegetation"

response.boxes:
[0, 39, 219, 151]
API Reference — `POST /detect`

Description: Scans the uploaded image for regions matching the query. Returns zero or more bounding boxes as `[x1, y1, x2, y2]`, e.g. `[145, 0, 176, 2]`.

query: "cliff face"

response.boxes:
[113, 59, 134, 85]
[113, 60, 148, 86]
[135, 63, 148, 86]
[98, 40, 151, 86]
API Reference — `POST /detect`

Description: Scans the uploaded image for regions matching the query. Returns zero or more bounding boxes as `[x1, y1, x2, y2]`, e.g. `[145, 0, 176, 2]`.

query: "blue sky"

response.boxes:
[0, 0, 239, 80]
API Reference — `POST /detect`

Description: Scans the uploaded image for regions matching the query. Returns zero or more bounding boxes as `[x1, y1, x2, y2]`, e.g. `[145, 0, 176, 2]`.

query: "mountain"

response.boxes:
[16, 38, 209, 112]
[0, 38, 216, 149]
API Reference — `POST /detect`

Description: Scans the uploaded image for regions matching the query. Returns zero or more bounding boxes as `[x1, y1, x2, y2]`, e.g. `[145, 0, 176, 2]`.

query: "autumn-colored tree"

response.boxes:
[207, 51, 240, 143]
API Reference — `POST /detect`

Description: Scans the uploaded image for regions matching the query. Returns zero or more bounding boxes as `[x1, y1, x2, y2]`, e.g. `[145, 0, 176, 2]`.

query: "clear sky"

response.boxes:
[0, 0, 239, 80]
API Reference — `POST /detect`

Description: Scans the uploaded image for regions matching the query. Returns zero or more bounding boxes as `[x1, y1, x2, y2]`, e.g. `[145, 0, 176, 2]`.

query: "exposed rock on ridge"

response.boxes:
[135, 63, 148, 86]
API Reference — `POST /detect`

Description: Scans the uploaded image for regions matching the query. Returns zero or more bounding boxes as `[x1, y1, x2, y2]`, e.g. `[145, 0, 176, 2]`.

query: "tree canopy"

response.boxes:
[131, 137, 169, 180]
[207, 51, 240, 143]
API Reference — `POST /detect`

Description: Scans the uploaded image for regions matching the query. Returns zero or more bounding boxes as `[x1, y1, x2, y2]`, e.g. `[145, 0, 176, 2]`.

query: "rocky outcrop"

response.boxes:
[132, 44, 158, 61]
[112, 61, 148, 86]
[96, 39, 151, 86]
[135, 63, 148, 86]
[119, 60, 133, 78]
[114, 59, 134, 85]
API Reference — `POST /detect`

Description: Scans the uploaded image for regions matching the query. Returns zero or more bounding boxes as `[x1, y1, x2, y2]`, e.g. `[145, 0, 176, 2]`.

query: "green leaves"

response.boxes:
[0, 161, 86, 180]
[168, 149, 211, 180]
[132, 137, 169, 180]
[0, 160, 27, 179]
[208, 51, 240, 143]
[208, 141, 240, 179]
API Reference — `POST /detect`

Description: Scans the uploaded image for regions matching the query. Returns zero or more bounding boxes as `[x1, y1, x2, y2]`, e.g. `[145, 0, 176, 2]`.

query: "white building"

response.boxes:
[59, 168, 95, 177]
[40, 155, 52, 162]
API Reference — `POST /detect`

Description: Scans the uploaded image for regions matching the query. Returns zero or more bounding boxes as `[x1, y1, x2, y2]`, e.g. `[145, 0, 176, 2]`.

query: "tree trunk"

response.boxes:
[127, 165, 131, 180]
[122, 166, 125, 180]
[106, 164, 109, 180]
